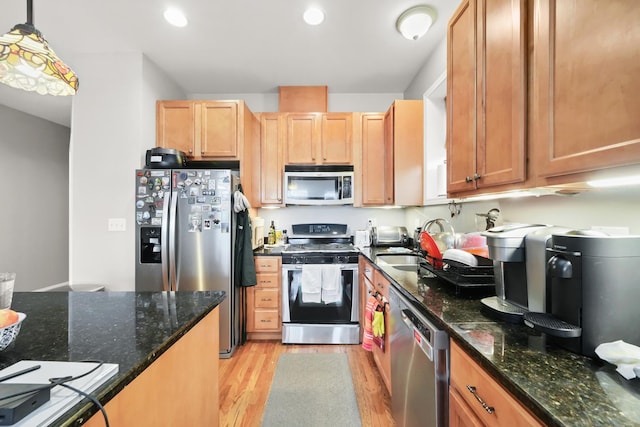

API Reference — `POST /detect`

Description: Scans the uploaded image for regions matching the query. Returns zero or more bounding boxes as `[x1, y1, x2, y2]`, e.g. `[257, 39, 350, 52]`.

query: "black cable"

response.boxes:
[0, 360, 110, 426]
[59, 383, 109, 427]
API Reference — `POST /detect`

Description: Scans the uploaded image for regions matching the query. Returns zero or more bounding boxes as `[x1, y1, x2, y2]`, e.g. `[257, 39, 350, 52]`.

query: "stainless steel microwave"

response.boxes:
[284, 165, 354, 205]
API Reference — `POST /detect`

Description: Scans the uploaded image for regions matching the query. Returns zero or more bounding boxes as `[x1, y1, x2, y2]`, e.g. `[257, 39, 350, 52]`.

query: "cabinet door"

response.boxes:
[200, 101, 238, 158]
[156, 101, 196, 156]
[260, 113, 284, 205]
[373, 270, 391, 395]
[392, 101, 424, 206]
[532, 0, 640, 178]
[321, 113, 353, 164]
[286, 113, 319, 164]
[383, 108, 396, 204]
[447, 0, 477, 193]
[476, 0, 526, 188]
[361, 113, 389, 205]
[450, 388, 485, 427]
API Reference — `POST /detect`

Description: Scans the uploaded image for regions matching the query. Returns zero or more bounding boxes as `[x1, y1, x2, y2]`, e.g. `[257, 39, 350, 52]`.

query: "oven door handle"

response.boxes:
[283, 264, 355, 270]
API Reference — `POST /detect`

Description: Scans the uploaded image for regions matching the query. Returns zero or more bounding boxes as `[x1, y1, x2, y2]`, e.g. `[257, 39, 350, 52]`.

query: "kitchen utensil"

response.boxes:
[419, 231, 443, 269]
[443, 249, 478, 267]
[422, 218, 459, 252]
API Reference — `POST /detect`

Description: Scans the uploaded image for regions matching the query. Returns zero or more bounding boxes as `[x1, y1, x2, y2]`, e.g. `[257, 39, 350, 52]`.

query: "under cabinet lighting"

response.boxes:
[587, 175, 640, 188]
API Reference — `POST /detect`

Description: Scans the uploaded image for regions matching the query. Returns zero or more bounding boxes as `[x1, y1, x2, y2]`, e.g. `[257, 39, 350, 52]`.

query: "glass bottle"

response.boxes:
[268, 221, 276, 245]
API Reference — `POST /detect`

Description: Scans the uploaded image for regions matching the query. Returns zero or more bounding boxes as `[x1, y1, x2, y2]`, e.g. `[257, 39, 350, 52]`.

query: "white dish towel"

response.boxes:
[301, 265, 322, 303]
[321, 265, 343, 304]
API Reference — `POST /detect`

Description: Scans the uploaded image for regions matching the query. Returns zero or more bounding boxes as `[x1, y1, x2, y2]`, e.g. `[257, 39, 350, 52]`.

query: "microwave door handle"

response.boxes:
[338, 177, 342, 199]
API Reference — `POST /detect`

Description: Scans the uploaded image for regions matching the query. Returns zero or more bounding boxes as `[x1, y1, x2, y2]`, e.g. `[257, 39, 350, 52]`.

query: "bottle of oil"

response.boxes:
[267, 221, 276, 245]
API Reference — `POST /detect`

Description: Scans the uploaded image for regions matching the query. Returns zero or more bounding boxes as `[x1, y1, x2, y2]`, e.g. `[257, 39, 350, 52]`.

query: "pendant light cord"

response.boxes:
[27, 0, 33, 25]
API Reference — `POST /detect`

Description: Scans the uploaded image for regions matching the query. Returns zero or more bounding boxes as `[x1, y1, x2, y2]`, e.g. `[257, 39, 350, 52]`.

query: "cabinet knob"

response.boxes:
[465, 176, 473, 183]
[188, 149, 193, 153]
[473, 173, 481, 181]
[201, 150, 205, 154]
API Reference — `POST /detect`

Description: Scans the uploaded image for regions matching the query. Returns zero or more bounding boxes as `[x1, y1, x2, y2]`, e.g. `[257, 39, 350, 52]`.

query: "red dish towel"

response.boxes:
[362, 295, 378, 352]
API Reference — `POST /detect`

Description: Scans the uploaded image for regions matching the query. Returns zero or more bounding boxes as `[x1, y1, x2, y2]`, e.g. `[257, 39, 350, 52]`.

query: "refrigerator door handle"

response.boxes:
[169, 189, 179, 291]
[161, 190, 171, 292]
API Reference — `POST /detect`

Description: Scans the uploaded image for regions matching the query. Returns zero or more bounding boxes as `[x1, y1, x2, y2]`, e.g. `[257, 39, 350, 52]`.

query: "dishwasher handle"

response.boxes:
[400, 308, 434, 361]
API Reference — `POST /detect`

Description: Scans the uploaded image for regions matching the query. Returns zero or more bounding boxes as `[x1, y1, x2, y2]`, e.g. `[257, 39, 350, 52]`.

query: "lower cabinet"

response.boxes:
[246, 256, 281, 340]
[372, 269, 392, 395]
[361, 256, 392, 395]
[449, 340, 542, 427]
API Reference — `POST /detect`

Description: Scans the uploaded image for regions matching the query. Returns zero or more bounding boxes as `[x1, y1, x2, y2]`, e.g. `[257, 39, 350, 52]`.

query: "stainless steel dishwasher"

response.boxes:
[389, 286, 449, 427]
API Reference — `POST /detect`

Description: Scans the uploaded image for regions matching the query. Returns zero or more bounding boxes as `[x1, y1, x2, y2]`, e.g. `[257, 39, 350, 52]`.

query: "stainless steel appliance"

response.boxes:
[284, 165, 354, 205]
[524, 232, 640, 358]
[281, 223, 359, 344]
[135, 167, 241, 358]
[390, 286, 449, 427]
[480, 224, 546, 322]
[371, 225, 409, 247]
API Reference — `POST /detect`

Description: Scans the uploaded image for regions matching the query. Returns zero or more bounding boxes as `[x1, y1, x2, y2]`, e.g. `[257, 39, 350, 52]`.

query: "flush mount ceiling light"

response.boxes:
[303, 7, 325, 25]
[0, 0, 78, 96]
[164, 7, 188, 27]
[396, 5, 437, 41]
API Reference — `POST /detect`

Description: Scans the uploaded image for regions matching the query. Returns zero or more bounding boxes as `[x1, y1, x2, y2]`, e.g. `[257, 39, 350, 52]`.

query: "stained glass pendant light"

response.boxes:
[0, 0, 78, 95]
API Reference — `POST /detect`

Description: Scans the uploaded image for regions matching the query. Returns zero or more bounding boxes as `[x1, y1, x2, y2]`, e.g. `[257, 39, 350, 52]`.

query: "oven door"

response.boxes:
[282, 263, 359, 324]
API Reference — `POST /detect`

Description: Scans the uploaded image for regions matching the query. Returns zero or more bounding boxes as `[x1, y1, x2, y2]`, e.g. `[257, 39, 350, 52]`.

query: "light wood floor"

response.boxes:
[219, 340, 394, 427]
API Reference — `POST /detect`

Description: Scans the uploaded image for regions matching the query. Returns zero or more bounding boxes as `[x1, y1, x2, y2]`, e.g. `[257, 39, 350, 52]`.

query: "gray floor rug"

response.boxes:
[261, 353, 363, 427]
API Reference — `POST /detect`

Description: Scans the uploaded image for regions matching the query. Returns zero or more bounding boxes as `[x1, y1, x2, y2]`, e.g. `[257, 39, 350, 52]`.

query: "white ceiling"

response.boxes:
[0, 0, 461, 127]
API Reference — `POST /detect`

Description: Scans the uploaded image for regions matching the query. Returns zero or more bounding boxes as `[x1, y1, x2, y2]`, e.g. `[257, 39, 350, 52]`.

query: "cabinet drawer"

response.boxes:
[253, 310, 280, 331]
[450, 341, 542, 427]
[254, 288, 279, 308]
[256, 273, 279, 288]
[255, 257, 280, 273]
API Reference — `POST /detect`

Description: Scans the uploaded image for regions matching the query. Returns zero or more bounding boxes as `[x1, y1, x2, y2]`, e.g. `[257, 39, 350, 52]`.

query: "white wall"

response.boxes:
[69, 52, 185, 291]
[0, 105, 70, 291]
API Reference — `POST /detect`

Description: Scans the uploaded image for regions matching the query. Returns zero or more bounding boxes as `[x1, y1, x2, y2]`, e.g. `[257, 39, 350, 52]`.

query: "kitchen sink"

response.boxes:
[375, 253, 425, 271]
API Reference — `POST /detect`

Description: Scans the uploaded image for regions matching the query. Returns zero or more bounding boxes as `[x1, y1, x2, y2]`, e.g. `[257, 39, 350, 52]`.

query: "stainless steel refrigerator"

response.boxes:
[135, 167, 240, 358]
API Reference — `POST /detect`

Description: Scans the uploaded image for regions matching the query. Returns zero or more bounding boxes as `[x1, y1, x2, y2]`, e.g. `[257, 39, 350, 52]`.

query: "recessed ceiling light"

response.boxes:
[164, 8, 188, 27]
[303, 7, 325, 25]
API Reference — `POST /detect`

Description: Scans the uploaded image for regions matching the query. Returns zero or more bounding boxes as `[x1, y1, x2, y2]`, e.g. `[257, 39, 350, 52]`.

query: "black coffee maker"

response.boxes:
[524, 232, 640, 358]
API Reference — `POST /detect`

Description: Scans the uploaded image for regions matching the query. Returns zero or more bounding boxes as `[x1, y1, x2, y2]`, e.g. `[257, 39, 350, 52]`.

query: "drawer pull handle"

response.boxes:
[466, 385, 494, 414]
[260, 298, 272, 302]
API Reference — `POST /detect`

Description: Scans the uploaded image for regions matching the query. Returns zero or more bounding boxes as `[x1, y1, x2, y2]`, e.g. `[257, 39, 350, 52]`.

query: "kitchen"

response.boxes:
[2, 0, 640, 426]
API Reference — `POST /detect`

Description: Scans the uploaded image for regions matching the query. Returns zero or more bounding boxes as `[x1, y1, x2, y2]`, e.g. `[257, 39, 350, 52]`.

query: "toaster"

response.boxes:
[371, 226, 409, 247]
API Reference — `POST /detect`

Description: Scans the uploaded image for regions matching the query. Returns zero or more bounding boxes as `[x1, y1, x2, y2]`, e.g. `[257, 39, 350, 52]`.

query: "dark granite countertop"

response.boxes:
[1, 291, 225, 426]
[253, 245, 285, 256]
[361, 248, 640, 427]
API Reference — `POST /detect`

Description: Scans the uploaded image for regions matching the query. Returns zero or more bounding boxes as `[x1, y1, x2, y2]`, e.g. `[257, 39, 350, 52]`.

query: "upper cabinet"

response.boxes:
[285, 113, 353, 165]
[259, 113, 285, 206]
[447, 0, 527, 195]
[359, 113, 392, 206]
[531, 0, 640, 180]
[157, 100, 241, 158]
[386, 100, 424, 206]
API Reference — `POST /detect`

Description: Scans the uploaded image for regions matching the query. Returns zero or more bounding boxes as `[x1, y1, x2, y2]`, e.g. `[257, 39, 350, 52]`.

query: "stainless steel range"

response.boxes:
[281, 223, 360, 344]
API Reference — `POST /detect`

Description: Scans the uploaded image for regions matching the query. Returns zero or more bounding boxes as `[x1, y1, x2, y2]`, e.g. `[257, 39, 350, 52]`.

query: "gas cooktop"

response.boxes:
[283, 242, 357, 254]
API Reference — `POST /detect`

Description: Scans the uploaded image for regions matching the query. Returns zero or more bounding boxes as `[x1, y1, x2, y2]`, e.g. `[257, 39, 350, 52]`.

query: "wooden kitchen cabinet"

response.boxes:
[358, 113, 393, 206]
[359, 257, 391, 394]
[156, 99, 261, 206]
[446, 0, 526, 195]
[285, 112, 353, 165]
[531, 0, 640, 180]
[259, 113, 285, 206]
[384, 100, 424, 206]
[157, 100, 239, 158]
[449, 340, 543, 427]
[246, 256, 281, 339]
